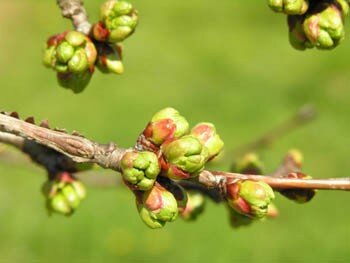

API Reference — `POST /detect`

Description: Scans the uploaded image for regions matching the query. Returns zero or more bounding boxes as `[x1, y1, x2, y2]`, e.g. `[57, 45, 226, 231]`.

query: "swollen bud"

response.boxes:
[268, 0, 309, 15]
[43, 31, 97, 93]
[94, 0, 139, 43]
[190, 122, 224, 161]
[231, 153, 264, 175]
[180, 192, 206, 221]
[143, 108, 189, 146]
[96, 43, 124, 74]
[279, 172, 316, 203]
[136, 183, 178, 229]
[120, 151, 160, 191]
[42, 172, 87, 216]
[303, 1, 346, 49]
[226, 180, 275, 219]
[161, 135, 208, 179]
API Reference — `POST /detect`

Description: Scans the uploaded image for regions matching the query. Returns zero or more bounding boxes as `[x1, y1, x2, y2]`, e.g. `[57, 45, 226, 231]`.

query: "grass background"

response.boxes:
[0, 0, 350, 262]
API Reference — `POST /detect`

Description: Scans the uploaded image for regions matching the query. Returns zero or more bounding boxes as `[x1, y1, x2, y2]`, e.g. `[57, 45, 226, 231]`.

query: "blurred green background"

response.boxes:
[1, 0, 350, 262]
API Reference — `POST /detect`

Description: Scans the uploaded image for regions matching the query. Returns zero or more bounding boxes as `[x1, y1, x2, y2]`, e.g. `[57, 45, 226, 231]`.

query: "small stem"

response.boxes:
[199, 170, 350, 191]
[56, 0, 92, 34]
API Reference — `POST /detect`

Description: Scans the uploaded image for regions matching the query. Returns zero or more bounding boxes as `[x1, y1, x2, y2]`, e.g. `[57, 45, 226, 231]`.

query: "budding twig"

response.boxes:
[1, 112, 349, 192]
[198, 171, 350, 191]
[56, 0, 91, 34]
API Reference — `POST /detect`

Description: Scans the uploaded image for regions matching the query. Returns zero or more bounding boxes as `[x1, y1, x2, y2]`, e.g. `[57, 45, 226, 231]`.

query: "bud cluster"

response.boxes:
[43, 31, 97, 93]
[140, 108, 224, 180]
[92, 0, 138, 43]
[43, 1, 138, 92]
[42, 172, 86, 216]
[126, 107, 224, 228]
[268, 0, 350, 50]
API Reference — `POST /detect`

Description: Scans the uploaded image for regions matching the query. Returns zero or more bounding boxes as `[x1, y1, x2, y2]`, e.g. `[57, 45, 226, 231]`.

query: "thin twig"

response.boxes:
[56, 0, 91, 34]
[198, 170, 350, 191]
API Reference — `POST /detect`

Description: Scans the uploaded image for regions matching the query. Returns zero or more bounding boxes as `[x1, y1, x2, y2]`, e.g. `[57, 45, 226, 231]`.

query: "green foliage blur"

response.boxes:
[0, 0, 350, 262]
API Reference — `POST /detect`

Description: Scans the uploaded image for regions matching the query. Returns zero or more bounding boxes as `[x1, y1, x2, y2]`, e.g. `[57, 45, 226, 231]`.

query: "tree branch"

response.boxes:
[0, 113, 125, 171]
[1, 112, 350, 192]
[56, 0, 91, 34]
[198, 171, 350, 191]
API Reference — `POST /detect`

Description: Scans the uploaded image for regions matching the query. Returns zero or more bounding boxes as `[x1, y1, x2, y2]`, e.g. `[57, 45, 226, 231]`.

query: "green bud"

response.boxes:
[190, 122, 224, 161]
[113, 1, 133, 15]
[42, 173, 87, 216]
[43, 31, 97, 92]
[231, 153, 264, 175]
[62, 185, 81, 209]
[71, 181, 87, 199]
[180, 192, 206, 221]
[56, 42, 74, 63]
[161, 135, 208, 179]
[43, 46, 56, 68]
[108, 26, 134, 42]
[121, 151, 160, 191]
[137, 183, 178, 229]
[54, 62, 68, 73]
[268, 0, 309, 15]
[303, 2, 345, 49]
[97, 45, 124, 74]
[68, 49, 89, 73]
[65, 31, 85, 47]
[112, 15, 137, 27]
[105, 58, 124, 74]
[226, 180, 275, 219]
[143, 107, 189, 146]
[50, 194, 72, 215]
[101, 0, 118, 19]
[100, 0, 138, 42]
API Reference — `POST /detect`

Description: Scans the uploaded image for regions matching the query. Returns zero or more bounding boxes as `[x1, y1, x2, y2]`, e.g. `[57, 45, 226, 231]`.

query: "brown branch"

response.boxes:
[1, 112, 350, 192]
[0, 113, 125, 171]
[56, 0, 91, 34]
[198, 170, 350, 191]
